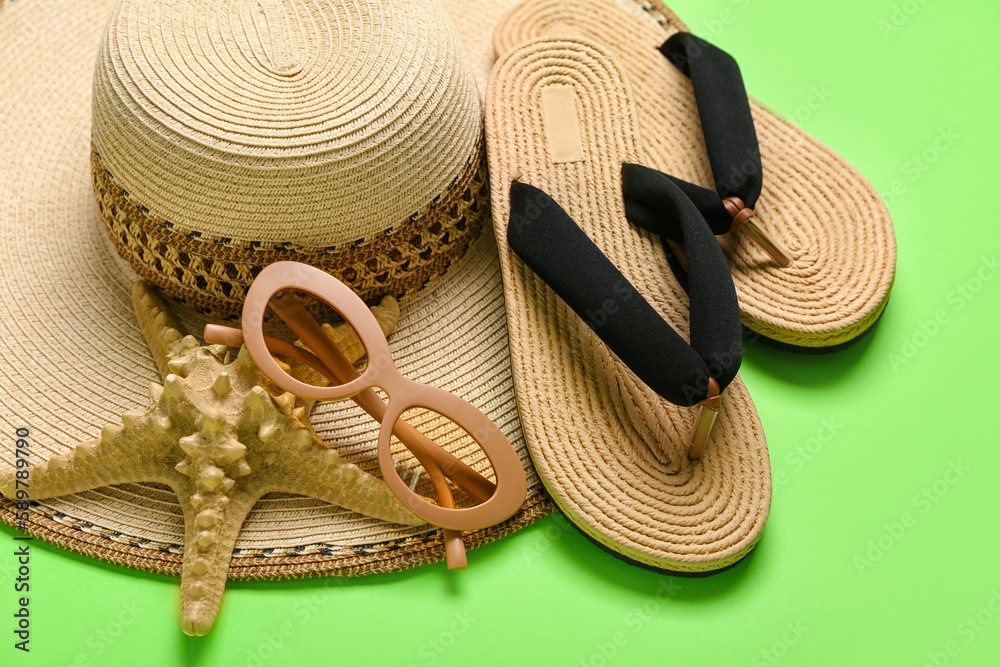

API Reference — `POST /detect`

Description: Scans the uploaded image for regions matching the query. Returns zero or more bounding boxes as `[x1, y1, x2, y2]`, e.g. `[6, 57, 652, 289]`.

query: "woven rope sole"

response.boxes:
[485, 37, 770, 572]
[0, 0, 553, 580]
[495, 0, 897, 348]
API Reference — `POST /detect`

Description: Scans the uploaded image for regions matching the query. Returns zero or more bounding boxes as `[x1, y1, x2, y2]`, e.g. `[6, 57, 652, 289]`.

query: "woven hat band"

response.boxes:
[92, 141, 490, 316]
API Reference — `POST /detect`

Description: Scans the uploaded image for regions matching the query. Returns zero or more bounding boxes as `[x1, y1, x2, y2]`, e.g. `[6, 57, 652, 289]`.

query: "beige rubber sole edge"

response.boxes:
[485, 37, 770, 572]
[495, 0, 897, 349]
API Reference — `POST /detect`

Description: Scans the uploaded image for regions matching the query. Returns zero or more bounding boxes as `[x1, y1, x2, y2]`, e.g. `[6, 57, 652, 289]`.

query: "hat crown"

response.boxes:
[92, 0, 481, 248]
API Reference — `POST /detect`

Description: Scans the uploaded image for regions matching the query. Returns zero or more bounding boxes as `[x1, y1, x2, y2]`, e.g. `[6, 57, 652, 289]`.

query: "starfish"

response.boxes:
[0, 282, 424, 636]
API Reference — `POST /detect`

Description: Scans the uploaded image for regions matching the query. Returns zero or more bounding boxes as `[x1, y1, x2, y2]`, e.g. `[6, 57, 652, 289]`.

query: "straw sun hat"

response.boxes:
[0, 0, 566, 584]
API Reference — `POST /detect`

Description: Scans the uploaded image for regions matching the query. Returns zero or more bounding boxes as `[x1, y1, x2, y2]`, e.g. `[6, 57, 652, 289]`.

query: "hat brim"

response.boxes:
[0, 0, 551, 579]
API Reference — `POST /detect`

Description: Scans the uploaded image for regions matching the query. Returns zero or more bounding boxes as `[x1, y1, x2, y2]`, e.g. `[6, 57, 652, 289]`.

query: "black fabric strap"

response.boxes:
[506, 179, 741, 407]
[627, 35, 796, 267]
[623, 164, 736, 237]
[658, 32, 762, 210]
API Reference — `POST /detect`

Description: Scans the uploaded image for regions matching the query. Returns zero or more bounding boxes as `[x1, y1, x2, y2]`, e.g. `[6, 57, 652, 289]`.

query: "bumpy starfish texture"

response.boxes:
[0, 282, 423, 636]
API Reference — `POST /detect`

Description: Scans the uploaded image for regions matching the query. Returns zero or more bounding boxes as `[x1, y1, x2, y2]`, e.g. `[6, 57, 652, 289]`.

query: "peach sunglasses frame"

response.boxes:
[204, 262, 527, 553]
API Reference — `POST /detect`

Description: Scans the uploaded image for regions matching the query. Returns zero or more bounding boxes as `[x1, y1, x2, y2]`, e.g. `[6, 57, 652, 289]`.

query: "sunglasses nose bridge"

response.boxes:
[361, 349, 401, 384]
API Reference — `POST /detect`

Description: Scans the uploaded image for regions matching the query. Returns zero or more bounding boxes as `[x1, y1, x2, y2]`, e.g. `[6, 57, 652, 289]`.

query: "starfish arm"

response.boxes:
[0, 428, 175, 501]
[133, 281, 203, 381]
[264, 441, 425, 526]
[239, 383, 422, 526]
[175, 483, 263, 636]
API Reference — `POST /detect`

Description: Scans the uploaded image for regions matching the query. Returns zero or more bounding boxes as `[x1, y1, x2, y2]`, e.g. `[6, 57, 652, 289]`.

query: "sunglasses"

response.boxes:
[204, 261, 527, 569]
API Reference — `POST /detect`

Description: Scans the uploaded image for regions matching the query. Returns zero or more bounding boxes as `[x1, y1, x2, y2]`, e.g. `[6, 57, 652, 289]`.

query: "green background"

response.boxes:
[4, 0, 1000, 665]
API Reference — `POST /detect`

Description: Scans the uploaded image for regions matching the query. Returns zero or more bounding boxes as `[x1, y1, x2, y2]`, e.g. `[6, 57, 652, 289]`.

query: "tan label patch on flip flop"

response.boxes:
[540, 86, 585, 163]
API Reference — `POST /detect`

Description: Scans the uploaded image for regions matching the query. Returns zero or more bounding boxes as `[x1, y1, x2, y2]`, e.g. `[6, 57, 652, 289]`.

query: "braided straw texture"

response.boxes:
[495, 0, 897, 348]
[91, 0, 486, 315]
[0, 0, 551, 580]
[92, 144, 490, 315]
[485, 37, 770, 571]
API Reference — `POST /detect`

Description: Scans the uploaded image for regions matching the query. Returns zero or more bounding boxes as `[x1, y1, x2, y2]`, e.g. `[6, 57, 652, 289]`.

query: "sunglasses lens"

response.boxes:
[389, 407, 496, 509]
[264, 288, 370, 387]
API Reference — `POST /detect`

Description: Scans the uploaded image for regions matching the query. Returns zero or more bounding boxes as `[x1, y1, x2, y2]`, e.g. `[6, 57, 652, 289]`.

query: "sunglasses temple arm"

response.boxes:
[205, 325, 335, 383]
[203, 324, 245, 349]
[268, 293, 497, 503]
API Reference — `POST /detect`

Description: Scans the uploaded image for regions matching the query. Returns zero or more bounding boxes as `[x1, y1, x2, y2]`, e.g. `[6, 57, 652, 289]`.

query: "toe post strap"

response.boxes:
[688, 377, 721, 461]
[722, 197, 793, 267]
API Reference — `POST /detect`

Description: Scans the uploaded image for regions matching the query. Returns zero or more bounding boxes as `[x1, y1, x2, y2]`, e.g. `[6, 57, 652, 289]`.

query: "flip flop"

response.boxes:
[495, 0, 897, 349]
[485, 36, 770, 572]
